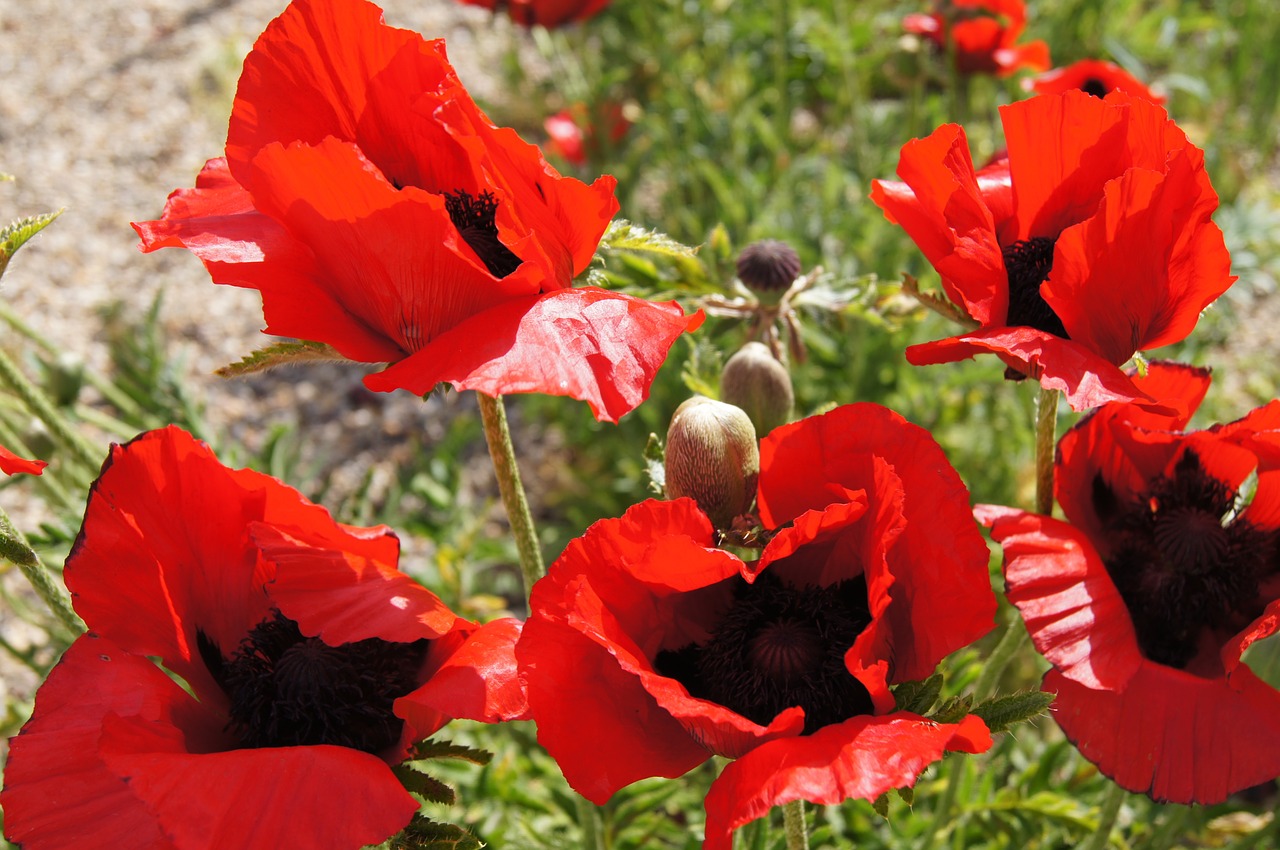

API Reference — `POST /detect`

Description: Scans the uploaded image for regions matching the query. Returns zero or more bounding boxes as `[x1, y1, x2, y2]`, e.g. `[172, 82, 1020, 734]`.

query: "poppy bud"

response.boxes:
[736, 239, 801, 302]
[720, 342, 793, 437]
[665, 396, 759, 529]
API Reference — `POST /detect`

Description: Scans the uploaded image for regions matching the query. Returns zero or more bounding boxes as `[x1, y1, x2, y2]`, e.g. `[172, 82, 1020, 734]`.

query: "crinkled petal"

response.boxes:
[365, 288, 704, 423]
[1047, 659, 1280, 804]
[702, 713, 992, 850]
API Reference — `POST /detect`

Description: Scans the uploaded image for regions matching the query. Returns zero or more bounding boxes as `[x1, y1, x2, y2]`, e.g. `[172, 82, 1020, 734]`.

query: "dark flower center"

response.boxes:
[1002, 236, 1068, 339]
[654, 572, 874, 735]
[198, 610, 429, 752]
[444, 189, 523, 279]
[1081, 77, 1110, 98]
[1094, 451, 1278, 670]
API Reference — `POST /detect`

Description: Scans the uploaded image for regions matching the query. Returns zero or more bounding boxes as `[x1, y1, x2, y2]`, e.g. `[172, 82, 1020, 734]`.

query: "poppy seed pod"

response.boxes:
[735, 240, 801, 300]
[665, 397, 759, 529]
[720, 342, 793, 437]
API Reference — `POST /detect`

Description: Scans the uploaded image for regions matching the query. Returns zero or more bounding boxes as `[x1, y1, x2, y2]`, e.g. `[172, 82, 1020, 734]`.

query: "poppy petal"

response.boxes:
[981, 506, 1142, 689]
[702, 713, 992, 850]
[1047, 659, 1280, 804]
[0, 444, 46, 476]
[364, 288, 704, 423]
[1, 635, 226, 850]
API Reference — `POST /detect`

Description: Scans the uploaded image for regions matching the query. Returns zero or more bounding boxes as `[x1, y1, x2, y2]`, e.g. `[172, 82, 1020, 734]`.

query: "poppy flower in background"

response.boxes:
[133, 0, 700, 424]
[517, 403, 996, 849]
[903, 0, 1049, 77]
[1026, 58, 1165, 104]
[544, 102, 631, 166]
[871, 90, 1234, 413]
[0, 444, 45, 475]
[0, 426, 527, 850]
[981, 362, 1280, 803]
[456, 0, 610, 28]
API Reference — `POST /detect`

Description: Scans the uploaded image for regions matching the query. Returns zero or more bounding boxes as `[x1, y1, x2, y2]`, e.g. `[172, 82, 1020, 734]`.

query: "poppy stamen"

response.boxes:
[444, 189, 523, 279]
[211, 610, 428, 753]
[1003, 236, 1068, 338]
[1081, 77, 1109, 98]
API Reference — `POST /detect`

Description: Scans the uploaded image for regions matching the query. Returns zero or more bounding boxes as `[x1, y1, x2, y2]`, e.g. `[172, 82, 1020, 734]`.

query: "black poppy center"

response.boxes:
[1003, 236, 1068, 339]
[444, 189, 523, 279]
[1081, 77, 1110, 98]
[1095, 451, 1278, 670]
[200, 610, 429, 752]
[654, 572, 875, 735]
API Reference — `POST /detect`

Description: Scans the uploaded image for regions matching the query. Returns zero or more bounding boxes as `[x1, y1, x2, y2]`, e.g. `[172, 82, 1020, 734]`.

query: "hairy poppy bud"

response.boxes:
[736, 239, 801, 301]
[720, 342, 793, 436]
[665, 397, 759, 529]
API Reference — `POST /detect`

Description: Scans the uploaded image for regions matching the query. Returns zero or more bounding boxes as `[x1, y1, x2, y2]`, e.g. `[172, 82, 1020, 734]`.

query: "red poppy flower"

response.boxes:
[1, 427, 526, 850]
[456, 0, 610, 27]
[517, 403, 996, 849]
[0, 444, 45, 476]
[903, 0, 1049, 77]
[132, 0, 699, 423]
[980, 362, 1280, 803]
[1025, 59, 1164, 104]
[544, 102, 631, 166]
[871, 90, 1234, 412]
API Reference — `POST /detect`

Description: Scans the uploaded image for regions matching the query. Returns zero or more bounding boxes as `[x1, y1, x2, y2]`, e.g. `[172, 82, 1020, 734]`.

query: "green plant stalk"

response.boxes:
[918, 754, 963, 850]
[0, 346, 101, 471]
[0, 506, 82, 635]
[782, 800, 808, 850]
[1034, 387, 1060, 517]
[773, 0, 792, 149]
[575, 794, 605, 850]
[476, 393, 545, 600]
[1081, 782, 1127, 850]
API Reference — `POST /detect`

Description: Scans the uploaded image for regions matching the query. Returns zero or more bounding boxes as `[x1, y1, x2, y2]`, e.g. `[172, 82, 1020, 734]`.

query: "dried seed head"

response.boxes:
[665, 397, 759, 529]
[720, 342, 793, 437]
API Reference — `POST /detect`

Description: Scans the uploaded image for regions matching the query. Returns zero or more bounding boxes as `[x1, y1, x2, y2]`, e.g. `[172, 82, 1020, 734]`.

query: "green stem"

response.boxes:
[782, 800, 809, 850]
[1081, 782, 1126, 850]
[0, 346, 100, 470]
[970, 614, 1027, 699]
[773, 0, 792, 149]
[476, 393, 545, 602]
[0, 506, 82, 635]
[1034, 387, 1060, 517]
[917, 760, 962, 850]
[575, 794, 606, 850]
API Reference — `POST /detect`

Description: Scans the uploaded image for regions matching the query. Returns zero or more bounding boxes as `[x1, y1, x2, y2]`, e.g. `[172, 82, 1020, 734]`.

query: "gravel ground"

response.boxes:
[0, 0, 540, 719]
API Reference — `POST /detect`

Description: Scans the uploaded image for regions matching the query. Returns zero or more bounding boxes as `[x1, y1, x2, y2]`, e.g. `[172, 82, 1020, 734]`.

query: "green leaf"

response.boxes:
[408, 738, 493, 766]
[390, 815, 485, 850]
[598, 219, 698, 260]
[893, 672, 943, 715]
[644, 433, 666, 497]
[214, 340, 346, 378]
[928, 695, 973, 725]
[971, 690, 1056, 734]
[392, 764, 456, 806]
[0, 210, 61, 280]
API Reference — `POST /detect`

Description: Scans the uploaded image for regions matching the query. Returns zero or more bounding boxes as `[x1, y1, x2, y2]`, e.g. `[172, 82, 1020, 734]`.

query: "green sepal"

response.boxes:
[871, 793, 890, 819]
[215, 340, 345, 378]
[644, 432, 666, 496]
[408, 738, 493, 766]
[895, 786, 915, 807]
[392, 764, 456, 806]
[388, 814, 485, 850]
[970, 689, 1056, 734]
[928, 694, 973, 725]
[0, 210, 62, 280]
[892, 672, 943, 715]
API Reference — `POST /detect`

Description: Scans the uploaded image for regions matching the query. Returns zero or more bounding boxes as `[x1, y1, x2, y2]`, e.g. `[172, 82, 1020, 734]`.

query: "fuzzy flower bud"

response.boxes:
[665, 397, 759, 529]
[736, 239, 801, 300]
[720, 342, 793, 437]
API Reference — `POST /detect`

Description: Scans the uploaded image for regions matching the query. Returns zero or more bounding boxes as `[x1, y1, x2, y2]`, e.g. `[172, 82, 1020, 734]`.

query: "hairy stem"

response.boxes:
[782, 800, 809, 850]
[477, 393, 545, 601]
[0, 506, 82, 635]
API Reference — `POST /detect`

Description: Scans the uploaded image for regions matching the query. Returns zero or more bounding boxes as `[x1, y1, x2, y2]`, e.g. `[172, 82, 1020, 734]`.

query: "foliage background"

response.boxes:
[2, 0, 1280, 847]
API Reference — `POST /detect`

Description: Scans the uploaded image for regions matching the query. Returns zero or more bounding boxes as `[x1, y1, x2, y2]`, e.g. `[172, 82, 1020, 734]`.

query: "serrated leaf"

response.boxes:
[599, 219, 698, 259]
[392, 764, 456, 805]
[871, 793, 890, 818]
[644, 432, 666, 496]
[929, 695, 973, 725]
[408, 738, 493, 766]
[893, 673, 943, 715]
[971, 690, 1056, 734]
[0, 210, 61, 279]
[391, 815, 485, 850]
[215, 340, 345, 378]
